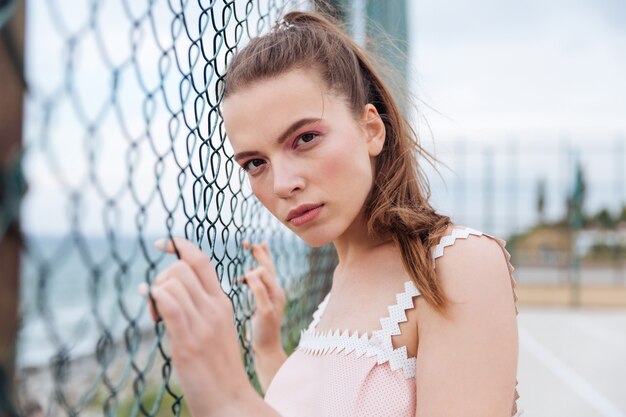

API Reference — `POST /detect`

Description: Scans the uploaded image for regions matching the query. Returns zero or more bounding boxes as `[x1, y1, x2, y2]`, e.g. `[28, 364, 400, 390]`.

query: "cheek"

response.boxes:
[251, 180, 269, 205]
[250, 179, 279, 215]
[320, 137, 372, 192]
[318, 153, 343, 178]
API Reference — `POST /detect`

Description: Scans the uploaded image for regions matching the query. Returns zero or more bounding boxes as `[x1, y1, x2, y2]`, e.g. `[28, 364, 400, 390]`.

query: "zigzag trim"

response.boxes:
[306, 292, 331, 332]
[431, 227, 485, 267]
[298, 281, 420, 379]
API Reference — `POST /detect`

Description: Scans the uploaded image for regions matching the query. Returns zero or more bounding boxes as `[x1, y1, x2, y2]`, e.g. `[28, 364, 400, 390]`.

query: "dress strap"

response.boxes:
[431, 226, 519, 310]
[369, 280, 421, 378]
[299, 280, 421, 379]
[431, 226, 485, 266]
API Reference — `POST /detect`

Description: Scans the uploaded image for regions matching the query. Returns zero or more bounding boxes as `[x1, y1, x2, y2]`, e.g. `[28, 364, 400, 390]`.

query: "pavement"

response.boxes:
[517, 307, 626, 417]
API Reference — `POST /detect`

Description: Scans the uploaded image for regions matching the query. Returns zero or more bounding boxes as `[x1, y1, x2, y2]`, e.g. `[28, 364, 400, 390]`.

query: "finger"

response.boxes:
[163, 261, 210, 313]
[262, 242, 273, 258]
[155, 238, 221, 296]
[159, 278, 204, 332]
[245, 271, 271, 314]
[251, 243, 276, 277]
[150, 285, 191, 340]
[247, 265, 283, 301]
[242, 241, 250, 250]
[152, 260, 183, 286]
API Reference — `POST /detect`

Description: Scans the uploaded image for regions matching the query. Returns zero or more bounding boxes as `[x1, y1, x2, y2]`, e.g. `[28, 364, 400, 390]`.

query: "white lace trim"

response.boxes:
[431, 227, 484, 267]
[298, 281, 420, 379]
[308, 292, 330, 331]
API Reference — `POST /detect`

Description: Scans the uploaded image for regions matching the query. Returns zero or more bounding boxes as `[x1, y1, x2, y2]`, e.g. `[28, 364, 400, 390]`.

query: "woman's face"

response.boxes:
[222, 68, 385, 247]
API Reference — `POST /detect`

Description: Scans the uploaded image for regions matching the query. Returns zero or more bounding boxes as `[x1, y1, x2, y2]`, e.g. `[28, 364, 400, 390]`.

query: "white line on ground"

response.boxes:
[519, 325, 626, 417]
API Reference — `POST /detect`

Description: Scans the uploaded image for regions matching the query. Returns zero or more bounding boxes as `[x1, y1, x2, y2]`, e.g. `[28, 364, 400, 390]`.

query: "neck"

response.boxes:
[331, 210, 393, 287]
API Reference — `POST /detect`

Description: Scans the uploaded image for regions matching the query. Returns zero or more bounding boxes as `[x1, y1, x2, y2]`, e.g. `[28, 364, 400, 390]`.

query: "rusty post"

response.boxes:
[0, 0, 26, 416]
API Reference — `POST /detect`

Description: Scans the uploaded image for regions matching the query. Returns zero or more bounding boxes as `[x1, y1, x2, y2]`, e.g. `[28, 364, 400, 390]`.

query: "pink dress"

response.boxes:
[264, 227, 521, 417]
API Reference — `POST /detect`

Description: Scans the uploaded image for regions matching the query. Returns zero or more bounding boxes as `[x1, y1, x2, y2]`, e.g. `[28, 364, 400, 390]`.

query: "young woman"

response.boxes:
[144, 10, 520, 417]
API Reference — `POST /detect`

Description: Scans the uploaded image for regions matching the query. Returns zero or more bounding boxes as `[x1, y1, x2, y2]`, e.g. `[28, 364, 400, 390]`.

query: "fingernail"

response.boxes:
[154, 239, 167, 250]
[138, 282, 149, 297]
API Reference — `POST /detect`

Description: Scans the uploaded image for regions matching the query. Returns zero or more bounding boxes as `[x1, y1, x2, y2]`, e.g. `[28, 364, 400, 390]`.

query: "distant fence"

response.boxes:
[423, 137, 624, 237]
[423, 137, 626, 302]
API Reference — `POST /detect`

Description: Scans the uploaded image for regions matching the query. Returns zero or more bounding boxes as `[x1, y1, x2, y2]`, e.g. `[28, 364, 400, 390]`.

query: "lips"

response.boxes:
[286, 203, 324, 222]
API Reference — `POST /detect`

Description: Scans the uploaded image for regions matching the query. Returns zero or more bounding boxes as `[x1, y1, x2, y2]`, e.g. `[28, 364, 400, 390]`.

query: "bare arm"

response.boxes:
[209, 389, 283, 417]
[254, 347, 288, 394]
[414, 234, 518, 417]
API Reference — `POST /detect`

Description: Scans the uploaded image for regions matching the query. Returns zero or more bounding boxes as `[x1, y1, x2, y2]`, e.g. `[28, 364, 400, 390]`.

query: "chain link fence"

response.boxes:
[4, 1, 338, 416]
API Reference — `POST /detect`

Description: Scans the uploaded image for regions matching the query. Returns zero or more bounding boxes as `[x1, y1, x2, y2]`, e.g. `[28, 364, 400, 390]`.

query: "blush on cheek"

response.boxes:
[326, 158, 361, 200]
[320, 143, 372, 196]
[319, 153, 343, 178]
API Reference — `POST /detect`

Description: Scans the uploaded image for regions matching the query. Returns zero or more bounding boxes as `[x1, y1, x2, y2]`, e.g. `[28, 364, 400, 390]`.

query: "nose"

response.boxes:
[272, 158, 305, 198]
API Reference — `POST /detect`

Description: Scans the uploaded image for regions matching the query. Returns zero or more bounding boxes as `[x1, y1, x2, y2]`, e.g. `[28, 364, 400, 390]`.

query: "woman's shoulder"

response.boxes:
[431, 224, 516, 307]
[416, 225, 520, 416]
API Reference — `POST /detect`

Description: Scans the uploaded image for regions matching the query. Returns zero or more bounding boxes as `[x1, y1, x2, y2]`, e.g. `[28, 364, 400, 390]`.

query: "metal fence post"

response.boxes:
[483, 146, 494, 233]
[614, 136, 625, 284]
[0, 0, 26, 416]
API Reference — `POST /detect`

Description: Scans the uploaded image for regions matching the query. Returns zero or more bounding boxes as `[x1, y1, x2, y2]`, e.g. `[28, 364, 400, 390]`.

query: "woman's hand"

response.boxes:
[239, 242, 288, 392]
[141, 238, 256, 417]
[241, 241, 287, 356]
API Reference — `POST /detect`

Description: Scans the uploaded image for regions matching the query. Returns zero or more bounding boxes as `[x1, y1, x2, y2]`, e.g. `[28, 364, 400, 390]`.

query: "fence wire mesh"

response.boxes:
[13, 1, 336, 416]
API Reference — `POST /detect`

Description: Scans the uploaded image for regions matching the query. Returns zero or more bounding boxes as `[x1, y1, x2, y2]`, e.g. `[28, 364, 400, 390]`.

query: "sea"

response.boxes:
[15, 231, 311, 369]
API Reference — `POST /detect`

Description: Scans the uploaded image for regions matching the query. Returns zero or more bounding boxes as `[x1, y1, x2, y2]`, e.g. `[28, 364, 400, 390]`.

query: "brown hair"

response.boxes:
[222, 11, 452, 311]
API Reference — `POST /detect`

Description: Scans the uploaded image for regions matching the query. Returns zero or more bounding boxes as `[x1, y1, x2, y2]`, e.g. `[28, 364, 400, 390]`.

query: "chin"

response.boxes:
[303, 237, 333, 248]
[291, 227, 337, 248]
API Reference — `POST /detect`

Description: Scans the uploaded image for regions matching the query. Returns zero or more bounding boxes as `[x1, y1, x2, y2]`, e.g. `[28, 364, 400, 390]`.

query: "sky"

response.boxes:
[408, 0, 626, 142]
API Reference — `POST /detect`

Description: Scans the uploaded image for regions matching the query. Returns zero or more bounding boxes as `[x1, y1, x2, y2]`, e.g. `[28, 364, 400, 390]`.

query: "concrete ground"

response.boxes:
[517, 307, 626, 417]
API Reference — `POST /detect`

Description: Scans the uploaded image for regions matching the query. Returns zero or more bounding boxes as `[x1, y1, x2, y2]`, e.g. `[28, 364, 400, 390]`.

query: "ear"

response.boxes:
[361, 104, 386, 157]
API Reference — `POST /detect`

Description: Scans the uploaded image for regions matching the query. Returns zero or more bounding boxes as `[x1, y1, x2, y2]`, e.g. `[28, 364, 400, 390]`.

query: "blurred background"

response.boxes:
[0, 0, 624, 416]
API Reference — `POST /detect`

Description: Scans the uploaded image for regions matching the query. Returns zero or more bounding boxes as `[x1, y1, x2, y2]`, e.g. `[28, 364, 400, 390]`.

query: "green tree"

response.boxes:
[568, 160, 586, 229]
[591, 208, 615, 229]
[536, 179, 546, 225]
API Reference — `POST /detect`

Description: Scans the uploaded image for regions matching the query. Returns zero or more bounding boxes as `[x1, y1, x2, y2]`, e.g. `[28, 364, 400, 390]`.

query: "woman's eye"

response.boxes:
[296, 132, 318, 145]
[243, 159, 265, 172]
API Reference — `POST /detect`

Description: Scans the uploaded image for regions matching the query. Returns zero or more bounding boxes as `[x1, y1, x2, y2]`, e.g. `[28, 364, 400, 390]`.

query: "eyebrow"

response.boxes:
[233, 117, 321, 162]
